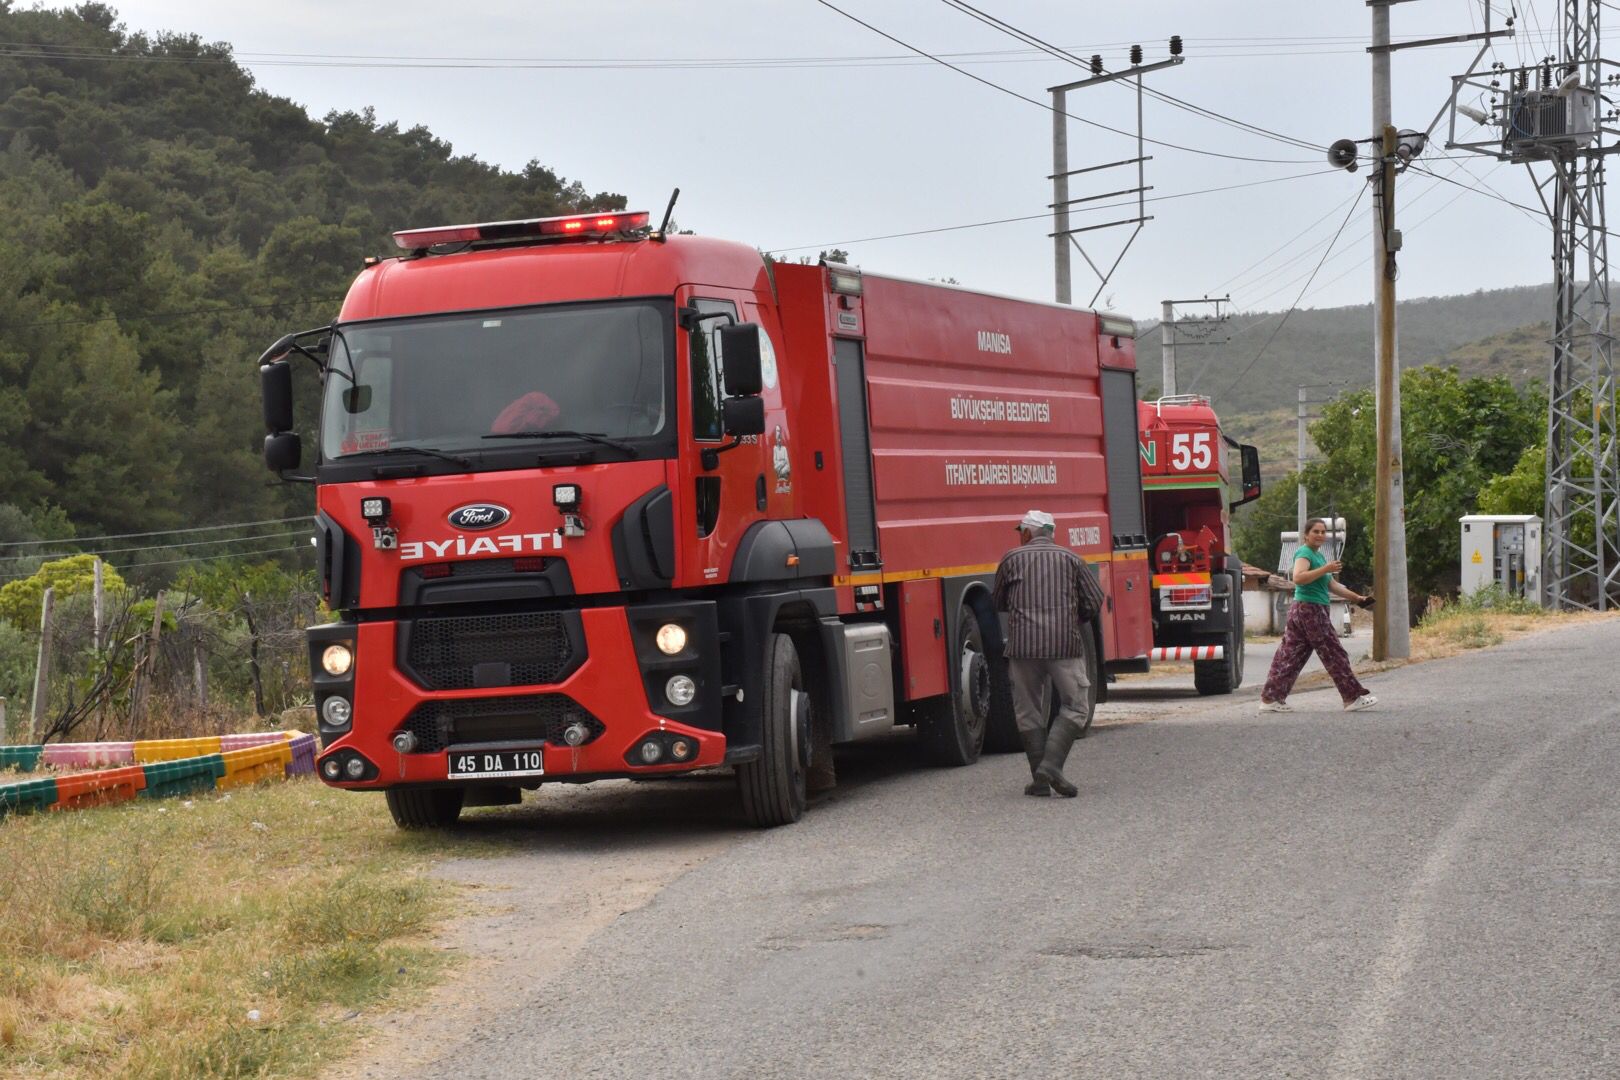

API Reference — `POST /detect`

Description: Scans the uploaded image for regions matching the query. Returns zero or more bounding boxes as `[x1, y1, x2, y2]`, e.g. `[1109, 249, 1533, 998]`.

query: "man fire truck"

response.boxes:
[257, 208, 1260, 829]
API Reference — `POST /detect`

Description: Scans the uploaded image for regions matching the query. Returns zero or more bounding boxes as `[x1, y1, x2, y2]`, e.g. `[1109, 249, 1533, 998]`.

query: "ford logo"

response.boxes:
[447, 503, 511, 530]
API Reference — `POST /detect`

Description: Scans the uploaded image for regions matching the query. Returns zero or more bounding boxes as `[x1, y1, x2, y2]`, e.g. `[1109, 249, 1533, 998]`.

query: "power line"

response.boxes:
[1213, 188, 1367, 292]
[810, 0, 1317, 165]
[0, 515, 308, 548]
[0, 541, 315, 583]
[0, 36, 1502, 71]
[0, 529, 314, 564]
[934, 0, 1321, 152]
[1211, 185, 1368, 400]
[765, 168, 1337, 254]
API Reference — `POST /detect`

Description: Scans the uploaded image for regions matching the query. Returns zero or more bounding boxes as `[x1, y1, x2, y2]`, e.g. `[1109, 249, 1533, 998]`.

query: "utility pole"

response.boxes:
[29, 587, 53, 742]
[1296, 382, 1348, 542]
[1050, 43, 1183, 306]
[1157, 295, 1231, 396]
[1161, 301, 1176, 395]
[1299, 387, 1309, 540]
[92, 556, 104, 652]
[1369, 1, 1411, 661]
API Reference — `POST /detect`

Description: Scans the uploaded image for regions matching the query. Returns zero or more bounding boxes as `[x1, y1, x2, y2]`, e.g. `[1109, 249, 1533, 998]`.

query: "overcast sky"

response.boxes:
[105, 0, 1556, 320]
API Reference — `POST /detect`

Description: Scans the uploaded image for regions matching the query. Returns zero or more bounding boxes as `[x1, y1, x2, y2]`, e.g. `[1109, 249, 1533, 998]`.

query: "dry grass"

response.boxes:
[0, 778, 465, 1079]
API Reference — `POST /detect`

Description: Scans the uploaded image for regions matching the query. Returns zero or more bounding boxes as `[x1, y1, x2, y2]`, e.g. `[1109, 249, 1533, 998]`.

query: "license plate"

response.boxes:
[446, 748, 546, 779]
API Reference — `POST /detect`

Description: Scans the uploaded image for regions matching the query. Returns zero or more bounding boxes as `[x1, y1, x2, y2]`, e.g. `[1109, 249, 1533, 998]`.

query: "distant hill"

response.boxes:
[1141, 283, 1552, 414]
[1148, 284, 1556, 476]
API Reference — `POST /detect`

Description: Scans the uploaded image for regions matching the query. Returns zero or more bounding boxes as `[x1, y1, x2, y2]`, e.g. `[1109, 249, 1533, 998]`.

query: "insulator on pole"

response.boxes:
[1130, 44, 1142, 66]
[1169, 35, 1183, 57]
[1090, 53, 1103, 75]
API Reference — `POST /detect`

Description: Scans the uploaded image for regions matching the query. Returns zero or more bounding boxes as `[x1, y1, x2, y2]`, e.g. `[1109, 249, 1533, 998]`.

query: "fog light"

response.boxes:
[321, 643, 353, 676]
[638, 740, 664, 764]
[321, 695, 352, 727]
[669, 738, 695, 762]
[665, 674, 696, 706]
[655, 623, 687, 655]
[562, 722, 589, 747]
[553, 483, 581, 510]
[344, 757, 366, 779]
[392, 731, 418, 754]
[321, 758, 342, 780]
[360, 496, 390, 522]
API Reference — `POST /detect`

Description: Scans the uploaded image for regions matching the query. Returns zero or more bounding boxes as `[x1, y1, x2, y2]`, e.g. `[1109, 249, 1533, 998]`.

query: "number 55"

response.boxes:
[1171, 433, 1212, 471]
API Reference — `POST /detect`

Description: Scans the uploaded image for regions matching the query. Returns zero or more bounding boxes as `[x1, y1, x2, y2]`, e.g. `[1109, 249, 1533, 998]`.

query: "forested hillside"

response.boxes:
[0, 3, 620, 552]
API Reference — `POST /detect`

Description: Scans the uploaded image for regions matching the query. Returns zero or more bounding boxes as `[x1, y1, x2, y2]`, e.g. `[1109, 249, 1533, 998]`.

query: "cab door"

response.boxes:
[680, 292, 771, 585]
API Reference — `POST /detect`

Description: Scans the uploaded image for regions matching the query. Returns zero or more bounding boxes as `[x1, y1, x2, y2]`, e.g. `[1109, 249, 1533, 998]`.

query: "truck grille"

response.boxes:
[398, 694, 605, 754]
[401, 611, 583, 690]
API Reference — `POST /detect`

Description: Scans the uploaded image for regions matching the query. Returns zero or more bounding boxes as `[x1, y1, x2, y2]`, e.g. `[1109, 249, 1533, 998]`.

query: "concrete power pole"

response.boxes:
[1161, 301, 1176, 396]
[1370, 2, 1411, 660]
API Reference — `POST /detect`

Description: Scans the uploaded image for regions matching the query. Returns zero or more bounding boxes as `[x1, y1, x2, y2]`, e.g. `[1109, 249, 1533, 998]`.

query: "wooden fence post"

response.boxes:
[29, 587, 54, 742]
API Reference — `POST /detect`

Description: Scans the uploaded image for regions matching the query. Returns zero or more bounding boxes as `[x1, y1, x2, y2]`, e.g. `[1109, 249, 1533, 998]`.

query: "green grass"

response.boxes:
[0, 778, 469, 1079]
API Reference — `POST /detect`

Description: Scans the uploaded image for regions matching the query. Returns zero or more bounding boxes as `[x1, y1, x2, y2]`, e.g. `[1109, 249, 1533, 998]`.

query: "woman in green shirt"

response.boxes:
[1259, 518, 1378, 712]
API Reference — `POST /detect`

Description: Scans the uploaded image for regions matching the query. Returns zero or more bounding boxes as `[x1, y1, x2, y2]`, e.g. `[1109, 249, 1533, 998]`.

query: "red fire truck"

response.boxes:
[257, 209, 1260, 829]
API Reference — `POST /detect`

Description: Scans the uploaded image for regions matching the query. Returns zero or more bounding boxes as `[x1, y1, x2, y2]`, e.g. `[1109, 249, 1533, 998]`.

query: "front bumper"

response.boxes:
[311, 605, 728, 789]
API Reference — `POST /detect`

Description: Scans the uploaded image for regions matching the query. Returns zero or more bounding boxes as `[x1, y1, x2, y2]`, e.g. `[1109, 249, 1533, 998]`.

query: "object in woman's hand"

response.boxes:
[1356, 594, 1376, 609]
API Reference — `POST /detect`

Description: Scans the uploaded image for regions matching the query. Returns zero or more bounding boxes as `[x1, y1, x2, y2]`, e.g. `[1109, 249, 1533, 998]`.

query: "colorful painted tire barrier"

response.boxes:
[0, 730, 315, 819]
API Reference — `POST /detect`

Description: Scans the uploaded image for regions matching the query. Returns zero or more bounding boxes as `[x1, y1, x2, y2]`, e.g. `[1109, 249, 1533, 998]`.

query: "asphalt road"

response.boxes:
[367, 619, 1620, 1080]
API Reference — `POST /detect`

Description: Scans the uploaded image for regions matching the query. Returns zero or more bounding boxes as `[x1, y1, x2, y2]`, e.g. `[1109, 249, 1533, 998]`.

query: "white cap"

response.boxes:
[1017, 510, 1056, 533]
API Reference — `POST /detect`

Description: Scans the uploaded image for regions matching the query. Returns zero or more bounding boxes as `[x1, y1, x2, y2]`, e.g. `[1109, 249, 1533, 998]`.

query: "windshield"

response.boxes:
[320, 300, 670, 460]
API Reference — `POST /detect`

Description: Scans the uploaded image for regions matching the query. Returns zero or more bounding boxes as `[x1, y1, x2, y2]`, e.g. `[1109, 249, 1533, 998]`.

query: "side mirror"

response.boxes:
[261, 360, 295, 433]
[722, 395, 766, 437]
[719, 323, 764, 397]
[264, 431, 302, 473]
[1231, 444, 1262, 509]
[342, 385, 372, 414]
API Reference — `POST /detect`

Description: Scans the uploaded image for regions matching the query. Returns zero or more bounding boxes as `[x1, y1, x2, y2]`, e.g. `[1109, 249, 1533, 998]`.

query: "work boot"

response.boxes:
[1034, 717, 1082, 798]
[1019, 728, 1050, 797]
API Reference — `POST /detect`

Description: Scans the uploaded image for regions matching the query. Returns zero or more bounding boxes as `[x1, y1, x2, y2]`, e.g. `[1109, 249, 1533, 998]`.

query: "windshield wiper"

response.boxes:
[344, 445, 473, 467]
[482, 430, 638, 455]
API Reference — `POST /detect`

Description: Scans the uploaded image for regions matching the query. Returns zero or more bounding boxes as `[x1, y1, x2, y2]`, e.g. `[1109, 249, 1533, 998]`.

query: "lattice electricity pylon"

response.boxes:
[1444, 0, 1620, 609]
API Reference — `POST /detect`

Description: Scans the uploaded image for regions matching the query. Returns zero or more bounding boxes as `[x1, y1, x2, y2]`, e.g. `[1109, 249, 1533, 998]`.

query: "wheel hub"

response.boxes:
[960, 647, 991, 720]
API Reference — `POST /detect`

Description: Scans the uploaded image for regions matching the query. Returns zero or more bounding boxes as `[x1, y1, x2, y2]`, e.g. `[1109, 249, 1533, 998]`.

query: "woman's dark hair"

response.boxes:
[1304, 517, 1329, 533]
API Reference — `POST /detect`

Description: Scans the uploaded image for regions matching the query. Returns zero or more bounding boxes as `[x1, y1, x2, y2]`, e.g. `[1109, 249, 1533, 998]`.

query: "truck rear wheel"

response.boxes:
[917, 607, 989, 767]
[736, 632, 808, 827]
[1193, 571, 1245, 696]
[385, 786, 465, 829]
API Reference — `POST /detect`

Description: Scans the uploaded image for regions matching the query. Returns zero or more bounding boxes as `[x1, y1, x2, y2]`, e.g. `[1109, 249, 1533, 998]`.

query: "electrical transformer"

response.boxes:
[1460, 514, 1542, 603]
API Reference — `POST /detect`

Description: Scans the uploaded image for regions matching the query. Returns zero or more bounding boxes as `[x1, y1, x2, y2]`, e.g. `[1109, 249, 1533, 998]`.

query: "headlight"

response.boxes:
[665, 675, 696, 707]
[321, 696, 352, 727]
[655, 623, 687, 655]
[321, 643, 354, 676]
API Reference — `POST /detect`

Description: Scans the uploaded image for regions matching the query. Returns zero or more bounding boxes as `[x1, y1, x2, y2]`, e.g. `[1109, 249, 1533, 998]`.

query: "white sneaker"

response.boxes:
[1345, 694, 1378, 712]
[1258, 700, 1293, 713]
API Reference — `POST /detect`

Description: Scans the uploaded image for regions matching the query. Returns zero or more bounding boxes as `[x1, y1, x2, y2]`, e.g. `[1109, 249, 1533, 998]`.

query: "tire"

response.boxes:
[917, 607, 990, 767]
[385, 786, 465, 829]
[1193, 571, 1245, 696]
[736, 632, 808, 827]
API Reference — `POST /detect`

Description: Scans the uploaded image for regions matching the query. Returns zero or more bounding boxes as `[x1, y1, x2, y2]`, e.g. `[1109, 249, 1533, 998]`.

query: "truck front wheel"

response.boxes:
[736, 632, 808, 827]
[385, 787, 464, 829]
[1193, 571, 1245, 695]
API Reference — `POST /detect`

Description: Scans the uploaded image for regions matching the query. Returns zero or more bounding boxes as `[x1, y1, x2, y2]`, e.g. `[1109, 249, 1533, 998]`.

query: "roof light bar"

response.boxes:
[392, 210, 651, 251]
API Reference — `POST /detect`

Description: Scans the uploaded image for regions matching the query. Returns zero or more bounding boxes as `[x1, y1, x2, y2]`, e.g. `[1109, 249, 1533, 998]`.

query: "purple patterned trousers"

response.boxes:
[1261, 600, 1368, 705]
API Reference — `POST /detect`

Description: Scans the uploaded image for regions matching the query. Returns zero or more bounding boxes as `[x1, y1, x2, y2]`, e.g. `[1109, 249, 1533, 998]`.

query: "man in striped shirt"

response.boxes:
[992, 510, 1105, 798]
